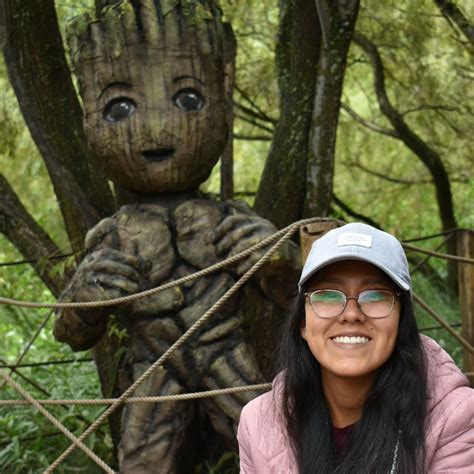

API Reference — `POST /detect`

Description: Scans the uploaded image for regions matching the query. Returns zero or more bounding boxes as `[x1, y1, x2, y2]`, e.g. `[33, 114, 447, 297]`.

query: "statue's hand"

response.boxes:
[65, 248, 144, 304]
[214, 214, 277, 275]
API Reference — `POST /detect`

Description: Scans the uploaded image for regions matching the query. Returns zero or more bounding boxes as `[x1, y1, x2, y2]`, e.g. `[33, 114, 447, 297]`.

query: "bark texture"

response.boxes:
[254, 0, 321, 228]
[304, 0, 360, 217]
[1, 0, 115, 255]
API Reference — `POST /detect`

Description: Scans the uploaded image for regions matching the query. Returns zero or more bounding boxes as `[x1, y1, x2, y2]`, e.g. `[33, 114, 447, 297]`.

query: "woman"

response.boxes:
[237, 223, 474, 473]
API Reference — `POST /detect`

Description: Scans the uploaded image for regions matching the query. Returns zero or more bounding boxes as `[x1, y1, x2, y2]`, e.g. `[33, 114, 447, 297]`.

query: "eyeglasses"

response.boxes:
[304, 289, 400, 319]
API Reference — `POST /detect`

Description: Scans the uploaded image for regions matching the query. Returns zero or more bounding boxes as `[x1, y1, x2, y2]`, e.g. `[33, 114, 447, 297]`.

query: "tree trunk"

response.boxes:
[304, 0, 360, 217]
[254, 0, 321, 228]
[1, 0, 115, 256]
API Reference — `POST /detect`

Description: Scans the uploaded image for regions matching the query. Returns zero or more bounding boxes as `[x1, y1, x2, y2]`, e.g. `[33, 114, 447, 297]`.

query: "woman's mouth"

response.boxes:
[331, 336, 371, 344]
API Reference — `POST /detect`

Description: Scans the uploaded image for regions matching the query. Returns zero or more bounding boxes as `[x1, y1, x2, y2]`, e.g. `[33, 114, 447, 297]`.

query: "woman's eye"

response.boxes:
[173, 88, 205, 111]
[103, 98, 137, 122]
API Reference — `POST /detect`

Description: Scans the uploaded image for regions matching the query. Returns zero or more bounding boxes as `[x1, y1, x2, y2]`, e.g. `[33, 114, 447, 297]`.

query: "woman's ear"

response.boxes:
[300, 324, 307, 341]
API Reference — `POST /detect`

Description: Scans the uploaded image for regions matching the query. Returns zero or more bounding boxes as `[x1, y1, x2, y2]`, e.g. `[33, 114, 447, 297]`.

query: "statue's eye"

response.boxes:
[103, 98, 137, 122]
[173, 88, 205, 111]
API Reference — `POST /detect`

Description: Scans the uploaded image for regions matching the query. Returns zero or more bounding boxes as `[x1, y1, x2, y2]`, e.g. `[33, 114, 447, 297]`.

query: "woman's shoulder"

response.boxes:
[422, 336, 474, 470]
[238, 377, 294, 465]
[239, 379, 284, 433]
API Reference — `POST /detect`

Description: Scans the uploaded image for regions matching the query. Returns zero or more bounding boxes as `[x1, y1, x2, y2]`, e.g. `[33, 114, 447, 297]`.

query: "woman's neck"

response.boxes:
[321, 370, 375, 428]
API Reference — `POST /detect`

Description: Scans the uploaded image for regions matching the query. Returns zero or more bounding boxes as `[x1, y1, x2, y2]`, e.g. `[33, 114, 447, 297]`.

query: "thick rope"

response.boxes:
[45, 221, 302, 472]
[0, 370, 114, 474]
[0, 382, 272, 406]
[413, 292, 474, 353]
[0, 220, 299, 310]
[402, 242, 474, 264]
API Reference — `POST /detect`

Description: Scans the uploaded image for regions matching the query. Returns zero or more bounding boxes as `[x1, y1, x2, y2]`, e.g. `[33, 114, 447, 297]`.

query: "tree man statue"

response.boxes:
[54, 1, 299, 471]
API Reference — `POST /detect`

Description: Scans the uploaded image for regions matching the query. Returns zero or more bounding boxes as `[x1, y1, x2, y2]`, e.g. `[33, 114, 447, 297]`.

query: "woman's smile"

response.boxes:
[301, 260, 400, 380]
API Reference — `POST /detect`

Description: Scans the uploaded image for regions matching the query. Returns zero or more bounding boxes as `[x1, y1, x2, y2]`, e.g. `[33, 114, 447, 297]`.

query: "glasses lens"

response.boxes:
[358, 290, 394, 318]
[310, 290, 345, 318]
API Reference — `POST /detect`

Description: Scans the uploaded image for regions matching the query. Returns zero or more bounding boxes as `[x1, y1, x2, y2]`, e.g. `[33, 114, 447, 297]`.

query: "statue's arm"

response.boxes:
[54, 220, 142, 351]
[214, 201, 301, 308]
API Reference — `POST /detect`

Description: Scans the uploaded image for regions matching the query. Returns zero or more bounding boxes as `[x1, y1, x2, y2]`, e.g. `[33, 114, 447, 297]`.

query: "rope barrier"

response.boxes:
[45, 218, 306, 473]
[410, 233, 453, 276]
[402, 242, 474, 264]
[0, 383, 272, 406]
[0, 370, 115, 474]
[0, 253, 74, 267]
[0, 357, 93, 369]
[413, 292, 474, 354]
[401, 229, 458, 243]
[0, 218, 307, 310]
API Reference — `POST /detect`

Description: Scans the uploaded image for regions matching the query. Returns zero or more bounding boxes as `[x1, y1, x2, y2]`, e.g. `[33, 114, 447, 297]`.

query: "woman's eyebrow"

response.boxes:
[173, 75, 205, 85]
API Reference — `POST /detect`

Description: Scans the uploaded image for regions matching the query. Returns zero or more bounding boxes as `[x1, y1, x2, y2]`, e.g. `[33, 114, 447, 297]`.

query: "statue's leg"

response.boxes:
[118, 363, 194, 474]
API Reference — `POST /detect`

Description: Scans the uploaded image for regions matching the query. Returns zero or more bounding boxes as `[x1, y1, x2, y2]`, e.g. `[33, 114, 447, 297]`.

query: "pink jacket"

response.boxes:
[237, 336, 474, 473]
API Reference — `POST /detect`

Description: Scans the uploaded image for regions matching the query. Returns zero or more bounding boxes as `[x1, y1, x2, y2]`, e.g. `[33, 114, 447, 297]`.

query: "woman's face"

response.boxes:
[301, 260, 400, 381]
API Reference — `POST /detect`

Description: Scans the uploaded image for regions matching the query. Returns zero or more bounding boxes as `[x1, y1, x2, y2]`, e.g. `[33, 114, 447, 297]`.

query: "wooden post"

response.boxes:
[457, 230, 474, 387]
[299, 221, 340, 262]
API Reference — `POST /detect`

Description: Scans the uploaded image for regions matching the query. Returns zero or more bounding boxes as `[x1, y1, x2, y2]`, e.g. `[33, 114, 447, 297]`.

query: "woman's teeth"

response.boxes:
[332, 336, 370, 344]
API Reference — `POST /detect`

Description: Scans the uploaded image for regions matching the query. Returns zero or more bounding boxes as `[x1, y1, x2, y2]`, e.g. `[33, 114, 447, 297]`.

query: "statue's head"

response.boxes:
[68, 0, 233, 193]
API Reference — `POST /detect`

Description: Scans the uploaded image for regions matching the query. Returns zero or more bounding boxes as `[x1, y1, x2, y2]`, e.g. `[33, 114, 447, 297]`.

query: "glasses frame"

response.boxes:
[304, 288, 401, 319]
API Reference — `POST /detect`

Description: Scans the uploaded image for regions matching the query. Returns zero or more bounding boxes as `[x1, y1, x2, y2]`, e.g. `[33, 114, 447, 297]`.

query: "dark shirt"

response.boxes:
[332, 424, 355, 455]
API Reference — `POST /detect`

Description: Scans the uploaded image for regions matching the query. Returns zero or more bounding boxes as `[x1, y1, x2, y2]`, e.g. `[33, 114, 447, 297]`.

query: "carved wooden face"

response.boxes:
[80, 48, 228, 193]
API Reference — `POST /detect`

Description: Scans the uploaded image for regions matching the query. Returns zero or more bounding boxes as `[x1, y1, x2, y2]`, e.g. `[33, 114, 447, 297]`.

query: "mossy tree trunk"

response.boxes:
[255, 0, 359, 226]
[1, 0, 115, 257]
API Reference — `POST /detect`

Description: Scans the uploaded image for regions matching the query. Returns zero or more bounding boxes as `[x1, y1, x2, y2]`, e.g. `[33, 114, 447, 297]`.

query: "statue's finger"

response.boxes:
[215, 222, 265, 255]
[93, 273, 140, 294]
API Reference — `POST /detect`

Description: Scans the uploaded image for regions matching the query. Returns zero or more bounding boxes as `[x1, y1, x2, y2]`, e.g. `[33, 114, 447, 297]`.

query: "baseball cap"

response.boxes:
[299, 223, 411, 291]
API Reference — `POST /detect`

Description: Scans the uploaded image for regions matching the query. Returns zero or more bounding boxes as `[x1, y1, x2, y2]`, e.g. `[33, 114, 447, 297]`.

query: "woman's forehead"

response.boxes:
[306, 260, 395, 288]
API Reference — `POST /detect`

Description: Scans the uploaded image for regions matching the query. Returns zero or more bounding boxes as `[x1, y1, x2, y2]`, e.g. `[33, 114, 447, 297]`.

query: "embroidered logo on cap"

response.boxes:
[338, 233, 373, 248]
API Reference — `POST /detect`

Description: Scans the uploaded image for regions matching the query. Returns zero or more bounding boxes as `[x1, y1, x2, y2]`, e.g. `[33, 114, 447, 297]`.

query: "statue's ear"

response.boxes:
[222, 23, 236, 116]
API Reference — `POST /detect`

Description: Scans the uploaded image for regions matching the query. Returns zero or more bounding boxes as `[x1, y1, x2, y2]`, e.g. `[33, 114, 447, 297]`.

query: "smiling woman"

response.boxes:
[237, 223, 474, 473]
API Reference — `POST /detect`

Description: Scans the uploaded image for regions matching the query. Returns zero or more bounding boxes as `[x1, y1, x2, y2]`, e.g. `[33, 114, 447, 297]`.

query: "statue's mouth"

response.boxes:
[142, 148, 175, 163]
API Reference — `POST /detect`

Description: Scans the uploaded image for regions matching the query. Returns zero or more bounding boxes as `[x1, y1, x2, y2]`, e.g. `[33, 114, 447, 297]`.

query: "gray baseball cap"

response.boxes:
[299, 223, 411, 291]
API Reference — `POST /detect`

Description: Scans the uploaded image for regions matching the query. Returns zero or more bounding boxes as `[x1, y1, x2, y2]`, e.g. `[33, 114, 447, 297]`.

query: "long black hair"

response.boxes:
[277, 289, 427, 473]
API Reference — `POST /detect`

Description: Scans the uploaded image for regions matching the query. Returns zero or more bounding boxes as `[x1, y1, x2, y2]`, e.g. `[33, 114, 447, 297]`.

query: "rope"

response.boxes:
[0, 310, 54, 391]
[0, 383, 272, 406]
[0, 219, 308, 310]
[413, 292, 474, 353]
[0, 357, 93, 369]
[410, 233, 453, 276]
[0, 370, 114, 474]
[401, 229, 458, 243]
[403, 242, 474, 264]
[45, 219, 305, 472]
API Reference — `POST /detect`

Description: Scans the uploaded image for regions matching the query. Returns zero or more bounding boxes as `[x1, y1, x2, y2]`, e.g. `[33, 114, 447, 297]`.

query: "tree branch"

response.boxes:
[234, 84, 278, 125]
[234, 101, 277, 127]
[0, 175, 68, 296]
[341, 102, 399, 138]
[434, 0, 474, 46]
[332, 193, 381, 228]
[352, 31, 457, 236]
[234, 113, 275, 134]
[234, 134, 272, 141]
[1, 0, 115, 255]
[343, 160, 433, 185]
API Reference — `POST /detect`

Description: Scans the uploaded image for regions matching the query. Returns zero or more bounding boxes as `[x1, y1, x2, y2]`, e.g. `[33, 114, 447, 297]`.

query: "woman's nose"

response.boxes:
[340, 296, 365, 322]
